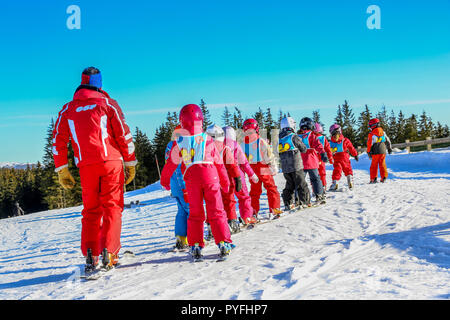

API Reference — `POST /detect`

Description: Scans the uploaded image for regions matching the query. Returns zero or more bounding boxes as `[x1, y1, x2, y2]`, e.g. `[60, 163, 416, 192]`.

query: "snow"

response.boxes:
[0, 148, 449, 300]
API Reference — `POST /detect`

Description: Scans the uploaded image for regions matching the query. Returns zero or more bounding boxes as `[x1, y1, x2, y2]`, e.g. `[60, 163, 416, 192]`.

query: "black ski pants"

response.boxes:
[282, 170, 311, 207]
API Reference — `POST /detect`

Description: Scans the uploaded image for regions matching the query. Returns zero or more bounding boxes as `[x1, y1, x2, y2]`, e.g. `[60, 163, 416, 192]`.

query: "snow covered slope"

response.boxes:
[1, 148, 449, 300]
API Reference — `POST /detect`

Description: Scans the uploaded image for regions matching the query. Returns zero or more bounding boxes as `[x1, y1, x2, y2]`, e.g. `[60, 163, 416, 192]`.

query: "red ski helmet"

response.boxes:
[242, 118, 259, 133]
[368, 118, 380, 129]
[179, 104, 204, 134]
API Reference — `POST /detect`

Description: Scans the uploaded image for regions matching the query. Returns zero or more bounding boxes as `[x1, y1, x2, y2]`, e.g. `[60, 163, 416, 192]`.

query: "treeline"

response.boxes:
[1, 99, 448, 218]
[331, 100, 450, 147]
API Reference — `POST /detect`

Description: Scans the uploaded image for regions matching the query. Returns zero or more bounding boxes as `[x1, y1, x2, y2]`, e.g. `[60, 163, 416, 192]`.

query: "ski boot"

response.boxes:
[85, 248, 99, 274]
[174, 235, 189, 251]
[329, 180, 339, 192]
[217, 241, 235, 261]
[315, 194, 326, 205]
[190, 243, 203, 262]
[228, 219, 241, 234]
[370, 178, 378, 184]
[101, 248, 119, 271]
[270, 208, 283, 219]
[285, 203, 297, 212]
[346, 175, 354, 190]
[243, 216, 258, 226]
[380, 177, 387, 183]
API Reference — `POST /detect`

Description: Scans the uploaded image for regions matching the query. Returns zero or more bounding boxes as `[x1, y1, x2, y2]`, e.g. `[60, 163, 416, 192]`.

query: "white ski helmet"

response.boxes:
[223, 126, 237, 142]
[206, 124, 225, 142]
[280, 117, 296, 131]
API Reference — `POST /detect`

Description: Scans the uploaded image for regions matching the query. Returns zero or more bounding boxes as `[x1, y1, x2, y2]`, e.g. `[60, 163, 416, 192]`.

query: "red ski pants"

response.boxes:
[370, 154, 388, 180]
[332, 158, 353, 181]
[249, 164, 281, 214]
[318, 161, 327, 188]
[79, 160, 124, 257]
[186, 181, 231, 247]
[221, 171, 253, 221]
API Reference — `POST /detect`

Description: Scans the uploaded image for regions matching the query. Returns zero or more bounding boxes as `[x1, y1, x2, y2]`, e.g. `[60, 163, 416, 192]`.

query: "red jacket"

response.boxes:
[330, 135, 358, 162]
[315, 133, 334, 165]
[161, 135, 230, 191]
[298, 130, 325, 170]
[52, 87, 137, 171]
[215, 141, 241, 179]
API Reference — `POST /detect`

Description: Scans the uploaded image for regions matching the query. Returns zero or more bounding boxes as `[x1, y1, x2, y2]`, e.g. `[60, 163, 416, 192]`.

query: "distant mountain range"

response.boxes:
[0, 162, 36, 170]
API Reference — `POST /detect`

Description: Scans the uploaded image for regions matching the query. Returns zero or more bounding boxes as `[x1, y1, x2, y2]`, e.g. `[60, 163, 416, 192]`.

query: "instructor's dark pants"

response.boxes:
[282, 170, 311, 207]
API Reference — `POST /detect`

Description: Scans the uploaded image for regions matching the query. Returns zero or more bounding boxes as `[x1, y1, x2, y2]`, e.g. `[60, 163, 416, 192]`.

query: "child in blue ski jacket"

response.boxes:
[165, 127, 190, 250]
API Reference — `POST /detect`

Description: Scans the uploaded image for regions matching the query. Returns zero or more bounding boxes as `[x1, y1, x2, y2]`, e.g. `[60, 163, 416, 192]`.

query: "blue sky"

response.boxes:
[1, 0, 449, 163]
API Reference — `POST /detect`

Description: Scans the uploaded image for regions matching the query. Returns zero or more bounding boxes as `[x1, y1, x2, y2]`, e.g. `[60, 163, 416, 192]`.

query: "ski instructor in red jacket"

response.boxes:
[52, 67, 137, 272]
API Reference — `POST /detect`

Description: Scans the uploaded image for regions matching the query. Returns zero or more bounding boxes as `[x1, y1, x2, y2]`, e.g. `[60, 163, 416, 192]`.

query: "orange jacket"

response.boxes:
[367, 127, 392, 155]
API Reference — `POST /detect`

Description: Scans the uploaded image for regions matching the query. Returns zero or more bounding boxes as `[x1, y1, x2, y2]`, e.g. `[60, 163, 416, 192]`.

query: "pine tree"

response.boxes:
[376, 106, 389, 130]
[221, 106, 232, 127]
[133, 127, 156, 190]
[395, 110, 407, 143]
[277, 110, 285, 126]
[341, 100, 357, 142]
[232, 107, 244, 129]
[356, 105, 372, 146]
[418, 110, 434, 140]
[199, 99, 212, 130]
[433, 121, 450, 138]
[335, 105, 344, 127]
[153, 112, 179, 179]
[312, 110, 325, 132]
[253, 107, 264, 130]
[387, 110, 397, 142]
[43, 118, 55, 168]
[264, 107, 275, 140]
[404, 114, 419, 141]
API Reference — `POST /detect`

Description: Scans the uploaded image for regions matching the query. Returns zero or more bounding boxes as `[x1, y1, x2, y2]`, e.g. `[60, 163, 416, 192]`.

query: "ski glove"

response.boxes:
[234, 177, 242, 192]
[388, 148, 392, 155]
[354, 154, 359, 162]
[367, 152, 372, 159]
[320, 152, 328, 163]
[124, 165, 136, 185]
[250, 174, 259, 184]
[57, 166, 76, 190]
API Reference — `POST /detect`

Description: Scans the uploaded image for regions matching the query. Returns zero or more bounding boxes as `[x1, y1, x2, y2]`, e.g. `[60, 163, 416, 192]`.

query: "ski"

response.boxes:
[80, 250, 135, 281]
[81, 266, 113, 281]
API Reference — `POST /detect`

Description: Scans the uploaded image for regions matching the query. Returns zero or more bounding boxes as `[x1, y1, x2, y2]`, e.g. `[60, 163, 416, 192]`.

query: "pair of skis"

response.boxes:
[80, 250, 135, 281]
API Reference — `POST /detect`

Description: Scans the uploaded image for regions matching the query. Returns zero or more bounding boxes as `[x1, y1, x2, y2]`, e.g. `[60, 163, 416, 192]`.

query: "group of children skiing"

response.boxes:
[52, 67, 393, 271]
[160, 104, 393, 262]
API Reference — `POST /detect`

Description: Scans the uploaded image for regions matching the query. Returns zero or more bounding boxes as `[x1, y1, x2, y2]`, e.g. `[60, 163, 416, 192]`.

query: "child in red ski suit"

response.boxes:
[328, 124, 359, 191]
[241, 119, 282, 216]
[206, 124, 242, 233]
[313, 123, 334, 190]
[298, 117, 328, 202]
[161, 104, 233, 256]
[223, 126, 259, 226]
